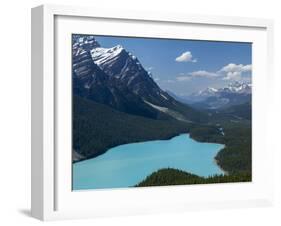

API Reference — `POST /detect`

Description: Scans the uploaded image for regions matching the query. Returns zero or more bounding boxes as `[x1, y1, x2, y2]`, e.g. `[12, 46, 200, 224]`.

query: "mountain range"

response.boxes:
[72, 35, 205, 122]
[170, 81, 252, 109]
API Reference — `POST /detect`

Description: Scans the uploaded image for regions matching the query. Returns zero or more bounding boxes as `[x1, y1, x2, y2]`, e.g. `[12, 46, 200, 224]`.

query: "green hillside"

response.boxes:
[73, 95, 192, 160]
[136, 168, 251, 187]
[220, 102, 252, 120]
[190, 120, 252, 174]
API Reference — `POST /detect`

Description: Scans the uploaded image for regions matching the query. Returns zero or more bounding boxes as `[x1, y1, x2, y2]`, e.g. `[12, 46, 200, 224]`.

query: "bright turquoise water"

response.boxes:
[73, 134, 224, 190]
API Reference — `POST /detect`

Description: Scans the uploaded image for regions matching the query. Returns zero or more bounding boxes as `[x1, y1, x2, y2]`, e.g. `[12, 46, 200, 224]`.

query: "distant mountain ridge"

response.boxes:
[171, 81, 252, 109]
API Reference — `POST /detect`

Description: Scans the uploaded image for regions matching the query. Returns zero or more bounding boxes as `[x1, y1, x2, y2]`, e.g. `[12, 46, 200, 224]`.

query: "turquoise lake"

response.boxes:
[73, 134, 225, 190]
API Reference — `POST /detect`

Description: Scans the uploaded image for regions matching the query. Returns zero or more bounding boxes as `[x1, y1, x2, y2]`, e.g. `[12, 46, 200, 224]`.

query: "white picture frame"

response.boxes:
[31, 4, 274, 221]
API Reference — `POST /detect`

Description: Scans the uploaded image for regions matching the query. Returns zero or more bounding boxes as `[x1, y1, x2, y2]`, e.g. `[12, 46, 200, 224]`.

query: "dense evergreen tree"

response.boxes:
[136, 168, 251, 187]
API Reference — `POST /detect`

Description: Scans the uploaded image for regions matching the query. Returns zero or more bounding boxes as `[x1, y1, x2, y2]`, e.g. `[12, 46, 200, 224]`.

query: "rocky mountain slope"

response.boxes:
[72, 34, 204, 121]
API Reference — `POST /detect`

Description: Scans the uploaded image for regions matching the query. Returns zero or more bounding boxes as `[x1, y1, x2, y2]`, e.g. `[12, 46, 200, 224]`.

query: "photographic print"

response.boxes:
[72, 34, 252, 190]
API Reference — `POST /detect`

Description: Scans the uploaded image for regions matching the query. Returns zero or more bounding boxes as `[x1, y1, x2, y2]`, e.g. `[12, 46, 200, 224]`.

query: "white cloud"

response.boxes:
[175, 51, 197, 63]
[219, 63, 252, 80]
[241, 64, 252, 72]
[173, 63, 252, 83]
[220, 63, 251, 73]
[176, 70, 218, 81]
[176, 76, 192, 81]
[157, 79, 175, 83]
[189, 70, 218, 78]
[222, 72, 241, 80]
[165, 79, 176, 83]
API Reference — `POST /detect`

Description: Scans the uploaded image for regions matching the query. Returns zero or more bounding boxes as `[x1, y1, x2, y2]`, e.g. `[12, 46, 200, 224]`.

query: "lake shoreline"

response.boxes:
[73, 133, 226, 164]
[73, 133, 190, 163]
[213, 157, 229, 176]
[73, 133, 226, 190]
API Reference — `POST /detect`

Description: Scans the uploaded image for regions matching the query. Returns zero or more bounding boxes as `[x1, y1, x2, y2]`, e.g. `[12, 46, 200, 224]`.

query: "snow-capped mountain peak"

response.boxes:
[195, 81, 252, 96]
[224, 81, 252, 94]
[72, 35, 100, 52]
[91, 45, 125, 66]
[72, 34, 195, 121]
[208, 87, 218, 92]
[197, 87, 218, 96]
[179, 81, 252, 109]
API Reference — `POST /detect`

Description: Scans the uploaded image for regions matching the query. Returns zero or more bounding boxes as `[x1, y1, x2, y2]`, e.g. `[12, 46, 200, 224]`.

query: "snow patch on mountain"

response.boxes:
[144, 100, 191, 122]
[197, 87, 219, 97]
[192, 81, 251, 99]
[160, 93, 168, 100]
[144, 100, 168, 112]
[225, 81, 252, 94]
[91, 45, 125, 66]
[73, 35, 101, 52]
[173, 81, 252, 109]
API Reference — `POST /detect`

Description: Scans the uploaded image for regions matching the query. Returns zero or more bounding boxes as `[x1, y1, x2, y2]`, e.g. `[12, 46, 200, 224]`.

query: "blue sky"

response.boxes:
[94, 35, 252, 96]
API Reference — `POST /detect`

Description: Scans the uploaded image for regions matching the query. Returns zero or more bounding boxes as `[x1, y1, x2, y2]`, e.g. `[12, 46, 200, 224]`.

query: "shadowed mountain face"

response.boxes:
[72, 35, 204, 122]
